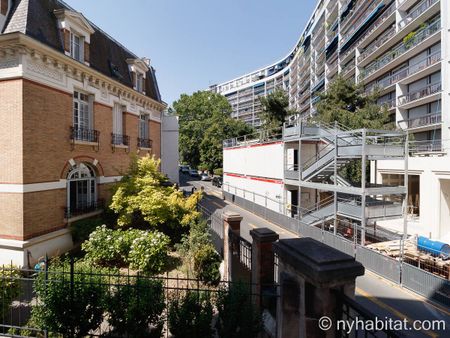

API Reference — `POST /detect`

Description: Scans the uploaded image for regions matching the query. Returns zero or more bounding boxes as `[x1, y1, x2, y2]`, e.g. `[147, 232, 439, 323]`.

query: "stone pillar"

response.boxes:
[250, 228, 279, 305]
[222, 212, 242, 282]
[273, 238, 364, 338]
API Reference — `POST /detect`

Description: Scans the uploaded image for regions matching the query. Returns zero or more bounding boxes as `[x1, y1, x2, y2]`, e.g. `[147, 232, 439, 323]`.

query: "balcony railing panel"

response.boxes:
[399, 113, 441, 129]
[65, 199, 104, 219]
[362, 18, 441, 79]
[398, 0, 439, 30]
[111, 133, 130, 146]
[398, 82, 441, 105]
[71, 127, 100, 143]
[137, 138, 153, 149]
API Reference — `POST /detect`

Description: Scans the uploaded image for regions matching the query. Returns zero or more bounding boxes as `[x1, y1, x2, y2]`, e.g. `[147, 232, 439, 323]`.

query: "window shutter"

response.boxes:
[131, 72, 137, 88]
[63, 29, 71, 52]
[84, 42, 90, 63]
[1, 0, 8, 15]
[141, 77, 145, 93]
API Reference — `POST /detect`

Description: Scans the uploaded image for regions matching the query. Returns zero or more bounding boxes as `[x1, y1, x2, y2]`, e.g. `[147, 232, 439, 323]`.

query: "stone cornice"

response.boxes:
[0, 32, 167, 111]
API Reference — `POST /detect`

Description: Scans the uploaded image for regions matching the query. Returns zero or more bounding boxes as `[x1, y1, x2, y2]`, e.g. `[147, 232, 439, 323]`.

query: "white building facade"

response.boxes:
[215, 0, 450, 242]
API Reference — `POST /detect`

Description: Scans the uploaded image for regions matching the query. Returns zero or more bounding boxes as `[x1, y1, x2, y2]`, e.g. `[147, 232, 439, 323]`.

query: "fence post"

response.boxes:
[273, 238, 364, 338]
[250, 228, 279, 307]
[222, 212, 242, 282]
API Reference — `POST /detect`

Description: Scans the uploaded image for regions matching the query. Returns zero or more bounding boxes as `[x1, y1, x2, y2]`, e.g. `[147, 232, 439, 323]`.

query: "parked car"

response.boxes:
[179, 165, 190, 174]
[212, 176, 223, 188]
[189, 169, 200, 178]
[201, 173, 212, 181]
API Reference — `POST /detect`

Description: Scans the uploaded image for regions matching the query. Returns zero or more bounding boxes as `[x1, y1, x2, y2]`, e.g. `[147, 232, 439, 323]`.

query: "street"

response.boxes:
[180, 173, 450, 337]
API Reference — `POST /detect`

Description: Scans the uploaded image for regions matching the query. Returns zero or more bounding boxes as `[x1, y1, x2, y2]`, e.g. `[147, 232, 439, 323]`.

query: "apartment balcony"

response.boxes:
[366, 51, 441, 94]
[358, 25, 396, 63]
[341, 0, 387, 48]
[71, 127, 100, 145]
[358, 1, 396, 49]
[327, 60, 339, 78]
[340, 47, 356, 65]
[65, 199, 104, 220]
[379, 97, 397, 111]
[361, 18, 441, 83]
[398, 82, 441, 109]
[409, 139, 444, 155]
[299, 100, 311, 112]
[111, 133, 130, 150]
[341, 0, 371, 34]
[398, 113, 441, 131]
[341, 62, 356, 79]
[137, 138, 152, 149]
[398, 0, 440, 31]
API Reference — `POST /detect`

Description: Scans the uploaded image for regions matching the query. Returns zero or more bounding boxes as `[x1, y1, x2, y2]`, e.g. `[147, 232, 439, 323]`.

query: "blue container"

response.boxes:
[417, 236, 450, 259]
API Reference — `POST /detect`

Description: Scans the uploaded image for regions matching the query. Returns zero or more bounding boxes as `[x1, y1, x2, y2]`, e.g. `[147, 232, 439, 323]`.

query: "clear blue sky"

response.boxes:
[65, 0, 317, 106]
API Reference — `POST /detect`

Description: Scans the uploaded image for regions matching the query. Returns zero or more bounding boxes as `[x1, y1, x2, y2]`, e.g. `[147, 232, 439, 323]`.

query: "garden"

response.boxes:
[0, 156, 261, 337]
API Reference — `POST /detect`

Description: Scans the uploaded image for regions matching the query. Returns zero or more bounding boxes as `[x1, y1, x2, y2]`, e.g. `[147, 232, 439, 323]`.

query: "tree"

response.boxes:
[315, 75, 390, 130]
[110, 155, 201, 236]
[259, 89, 294, 130]
[174, 91, 252, 171]
[314, 75, 392, 184]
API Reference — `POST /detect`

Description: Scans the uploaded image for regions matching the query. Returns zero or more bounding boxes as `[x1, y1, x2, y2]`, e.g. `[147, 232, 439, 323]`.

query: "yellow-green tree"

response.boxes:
[110, 156, 201, 232]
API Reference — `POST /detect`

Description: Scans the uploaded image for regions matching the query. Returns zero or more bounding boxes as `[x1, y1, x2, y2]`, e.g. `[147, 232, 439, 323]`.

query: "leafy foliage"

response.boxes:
[31, 263, 107, 337]
[168, 291, 214, 338]
[174, 91, 252, 171]
[216, 282, 262, 338]
[82, 225, 170, 274]
[177, 220, 221, 284]
[0, 266, 20, 321]
[315, 75, 390, 130]
[193, 245, 221, 286]
[314, 75, 391, 184]
[106, 278, 165, 338]
[110, 155, 201, 232]
[259, 89, 294, 130]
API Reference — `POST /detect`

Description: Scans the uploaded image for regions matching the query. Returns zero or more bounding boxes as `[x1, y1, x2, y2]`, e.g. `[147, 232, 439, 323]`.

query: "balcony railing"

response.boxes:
[341, 0, 385, 44]
[65, 199, 104, 219]
[71, 127, 100, 143]
[111, 133, 130, 146]
[409, 139, 442, 154]
[358, 25, 396, 62]
[398, 82, 441, 106]
[357, 1, 396, 48]
[398, 0, 439, 30]
[399, 113, 441, 129]
[379, 98, 397, 110]
[137, 138, 152, 149]
[365, 51, 441, 92]
[362, 18, 441, 79]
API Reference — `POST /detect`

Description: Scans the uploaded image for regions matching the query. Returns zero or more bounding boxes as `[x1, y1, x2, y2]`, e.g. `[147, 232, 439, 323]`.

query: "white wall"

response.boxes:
[224, 142, 284, 179]
[377, 156, 450, 241]
[161, 114, 179, 184]
[223, 174, 284, 212]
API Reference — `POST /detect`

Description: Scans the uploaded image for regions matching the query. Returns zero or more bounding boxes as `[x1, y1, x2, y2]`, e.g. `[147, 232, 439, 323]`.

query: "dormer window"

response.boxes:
[54, 9, 94, 65]
[70, 32, 83, 62]
[127, 58, 150, 94]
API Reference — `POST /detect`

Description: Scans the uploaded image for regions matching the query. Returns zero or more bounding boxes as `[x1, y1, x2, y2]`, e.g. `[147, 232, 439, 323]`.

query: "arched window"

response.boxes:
[66, 163, 97, 217]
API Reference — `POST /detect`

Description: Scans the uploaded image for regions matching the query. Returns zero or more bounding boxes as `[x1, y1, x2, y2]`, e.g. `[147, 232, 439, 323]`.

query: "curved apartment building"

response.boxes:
[215, 0, 450, 241]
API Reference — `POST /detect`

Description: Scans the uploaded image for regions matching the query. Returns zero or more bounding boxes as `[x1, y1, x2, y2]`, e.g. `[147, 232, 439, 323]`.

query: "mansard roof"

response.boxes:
[1, 0, 162, 103]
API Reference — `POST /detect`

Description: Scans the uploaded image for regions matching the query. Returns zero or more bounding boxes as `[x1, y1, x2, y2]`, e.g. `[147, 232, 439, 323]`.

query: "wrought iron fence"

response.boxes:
[0, 263, 268, 338]
[70, 127, 100, 143]
[64, 199, 104, 219]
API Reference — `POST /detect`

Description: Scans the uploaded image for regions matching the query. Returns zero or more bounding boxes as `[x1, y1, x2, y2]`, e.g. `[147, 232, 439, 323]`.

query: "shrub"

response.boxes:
[168, 291, 213, 338]
[82, 226, 170, 273]
[177, 220, 221, 282]
[31, 264, 108, 337]
[216, 282, 261, 338]
[127, 231, 170, 274]
[0, 266, 21, 321]
[193, 245, 221, 286]
[106, 277, 165, 337]
[213, 168, 223, 176]
[82, 225, 125, 266]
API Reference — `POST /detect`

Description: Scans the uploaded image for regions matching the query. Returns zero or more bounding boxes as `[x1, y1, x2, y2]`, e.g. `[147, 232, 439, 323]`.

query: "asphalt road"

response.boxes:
[180, 173, 450, 337]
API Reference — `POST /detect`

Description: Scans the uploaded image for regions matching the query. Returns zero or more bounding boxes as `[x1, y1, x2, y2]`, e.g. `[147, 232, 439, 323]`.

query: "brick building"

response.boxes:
[0, 0, 169, 266]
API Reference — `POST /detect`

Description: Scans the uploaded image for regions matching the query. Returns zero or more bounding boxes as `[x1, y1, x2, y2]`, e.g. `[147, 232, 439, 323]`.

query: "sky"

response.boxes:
[65, 0, 318, 106]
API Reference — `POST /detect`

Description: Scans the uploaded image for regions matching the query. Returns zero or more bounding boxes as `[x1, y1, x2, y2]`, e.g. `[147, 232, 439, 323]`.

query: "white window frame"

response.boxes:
[67, 163, 97, 215]
[136, 73, 144, 93]
[70, 31, 84, 62]
[73, 90, 92, 131]
[112, 103, 125, 144]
